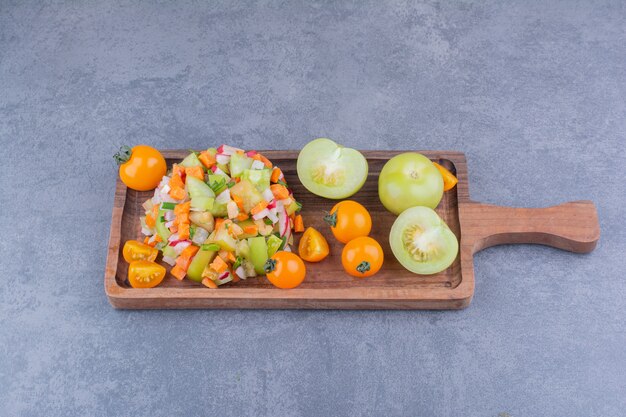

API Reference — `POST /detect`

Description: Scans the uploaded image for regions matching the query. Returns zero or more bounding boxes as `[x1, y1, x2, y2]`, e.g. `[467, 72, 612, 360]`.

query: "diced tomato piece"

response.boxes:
[210, 256, 228, 273]
[198, 151, 216, 168]
[185, 165, 204, 181]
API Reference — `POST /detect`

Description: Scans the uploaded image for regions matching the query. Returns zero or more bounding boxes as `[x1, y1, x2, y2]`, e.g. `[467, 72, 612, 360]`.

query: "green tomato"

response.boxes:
[389, 206, 458, 275]
[187, 247, 217, 282]
[378, 152, 443, 214]
[247, 236, 268, 275]
[296, 138, 368, 199]
[180, 152, 203, 168]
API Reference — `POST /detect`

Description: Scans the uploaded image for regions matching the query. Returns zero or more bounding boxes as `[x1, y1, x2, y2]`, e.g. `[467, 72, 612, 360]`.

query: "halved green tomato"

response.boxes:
[296, 138, 368, 199]
[389, 206, 458, 275]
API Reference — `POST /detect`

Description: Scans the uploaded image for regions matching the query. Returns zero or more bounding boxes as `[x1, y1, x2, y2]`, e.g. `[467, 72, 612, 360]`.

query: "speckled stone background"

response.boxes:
[1, 1, 624, 416]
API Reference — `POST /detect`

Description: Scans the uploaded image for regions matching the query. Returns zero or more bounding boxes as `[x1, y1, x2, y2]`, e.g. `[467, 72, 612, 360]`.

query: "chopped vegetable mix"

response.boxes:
[138, 146, 303, 288]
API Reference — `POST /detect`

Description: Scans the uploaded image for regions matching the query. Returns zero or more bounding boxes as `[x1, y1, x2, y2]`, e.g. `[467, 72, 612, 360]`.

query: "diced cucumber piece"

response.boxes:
[285, 200, 300, 216]
[180, 152, 203, 168]
[241, 169, 271, 192]
[236, 240, 251, 260]
[214, 227, 237, 251]
[229, 153, 254, 178]
[230, 180, 264, 213]
[155, 209, 171, 241]
[162, 245, 177, 259]
[187, 247, 217, 282]
[266, 234, 283, 257]
[217, 163, 230, 175]
[187, 176, 215, 211]
[248, 236, 268, 275]
[210, 201, 228, 217]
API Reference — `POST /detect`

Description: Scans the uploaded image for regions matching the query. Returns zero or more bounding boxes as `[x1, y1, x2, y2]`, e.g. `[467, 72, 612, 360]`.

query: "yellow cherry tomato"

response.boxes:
[123, 240, 158, 263]
[323, 200, 372, 244]
[264, 251, 306, 289]
[114, 145, 167, 191]
[433, 162, 458, 191]
[298, 227, 330, 262]
[341, 236, 384, 278]
[128, 260, 166, 288]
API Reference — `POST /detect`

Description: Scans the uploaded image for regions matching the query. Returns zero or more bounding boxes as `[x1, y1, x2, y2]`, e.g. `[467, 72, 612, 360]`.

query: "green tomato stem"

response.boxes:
[264, 258, 277, 274]
[113, 145, 132, 165]
[356, 261, 371, 274]
[323, 211, 337, 227]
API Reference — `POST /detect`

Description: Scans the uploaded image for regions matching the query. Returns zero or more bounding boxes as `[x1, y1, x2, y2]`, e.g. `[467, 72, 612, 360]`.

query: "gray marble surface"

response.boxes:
[1, 1, 624, 416]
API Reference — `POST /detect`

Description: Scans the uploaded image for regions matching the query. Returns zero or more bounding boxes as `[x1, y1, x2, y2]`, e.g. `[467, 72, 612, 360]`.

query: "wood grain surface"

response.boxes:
[105, 150, 599, 309]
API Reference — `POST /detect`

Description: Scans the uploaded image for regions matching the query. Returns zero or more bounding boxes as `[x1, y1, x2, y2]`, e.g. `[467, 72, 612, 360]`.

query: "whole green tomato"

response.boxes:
[378, 152, 443, 214]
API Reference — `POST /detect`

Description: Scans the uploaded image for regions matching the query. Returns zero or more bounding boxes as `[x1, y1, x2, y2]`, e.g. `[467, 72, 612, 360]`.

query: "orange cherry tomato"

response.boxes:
[123, 240, 158, 263]
[264, 251, 306, 289]
[298, 227, 330, 262]
[128, 260, 166, 288]
[433, 162, 458, 191]
[114, 145, 167, 191]
[324, 200, 372, 244]
[341, 236, 384, 278]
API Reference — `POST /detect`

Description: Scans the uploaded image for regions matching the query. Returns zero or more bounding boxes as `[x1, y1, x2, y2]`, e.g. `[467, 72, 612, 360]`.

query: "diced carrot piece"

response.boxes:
[154, 234, 163, 243]
[180, 244, 199, 260]
[227, 251, 237, 263]
[169, 186, 186, 201]
[215, 217, 224, 231]
[185, 165, 204, 181]
[174, 201, 191, 215]
[177, 213, 189, 225]
[252, 153, 273, 168]
[170, 173, 184, 189]
[145, 214, 156, 228]
[176, 255, 192, 271]
[172, 164, 185, 178]
[270, 184, 289, 200]
[294, 215, 304, 232]
[198, 151, 216, 168]
[201, 277, 218, 288]
[152, 204, 159, 219]
[250, 200, 268, 215]
[243, 224, 258, 235]
[178, 223, 190, 240]
[231, 272, 241, 283]
[236, 213, 249, 221]
[232, 194, 244, 210]
[270, 167, 283, 183]
[210, 256, 228, 273]
[218, 250, 230, 263]
[171, 265, 186, 280]
[143, 236, 151, 245]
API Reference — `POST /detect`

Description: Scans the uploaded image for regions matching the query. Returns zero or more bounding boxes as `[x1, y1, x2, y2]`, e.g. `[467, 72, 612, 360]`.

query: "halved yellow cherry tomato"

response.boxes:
[114, 145, 167, 191]
[264, 251, 306, 289]
[341, 236, 384, 278]
[324, 200, 372, 244]
[433, 162, 458, 192]
[128, 260, 166, 288]
[123, 240, 158, 263]
[298, 227, 330, 262]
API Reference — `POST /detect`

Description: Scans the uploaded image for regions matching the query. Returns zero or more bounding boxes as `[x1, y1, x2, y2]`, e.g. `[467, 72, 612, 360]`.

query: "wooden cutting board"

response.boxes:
[105, 150, 600, 309]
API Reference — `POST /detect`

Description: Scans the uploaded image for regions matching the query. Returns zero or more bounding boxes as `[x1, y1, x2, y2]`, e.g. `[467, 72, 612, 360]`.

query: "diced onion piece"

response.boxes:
[215, 188, 231, 205]
[173, 241, 191, 255]
[252, 208, 270, 220]
[250, 160, 265, 170]
[262, 188, 274, 202]
[283, 244, 291, 252]
[165, 220, 175, 228]
[142, 199, 154, 212]
[192, 228, 209, 245]
[227, 201, 239, 219]
[218, 145, 243, 155]
[168, 233, 180, 242]
[235, 266, 246, 280]
[162, 256, 176, 266]
[266, 210, 278, 224]
[215, 154, 230, 165]
[210, 166, 228, 176]
[164, 211, 175, 221]
[141, 228, 152, 236]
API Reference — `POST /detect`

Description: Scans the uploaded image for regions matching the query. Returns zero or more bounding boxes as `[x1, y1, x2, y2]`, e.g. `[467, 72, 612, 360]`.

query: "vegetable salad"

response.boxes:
[140, 145, 304, 288]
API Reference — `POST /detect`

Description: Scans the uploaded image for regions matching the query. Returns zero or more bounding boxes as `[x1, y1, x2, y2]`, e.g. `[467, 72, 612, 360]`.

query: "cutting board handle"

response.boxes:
[461, 200, 600, 254]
